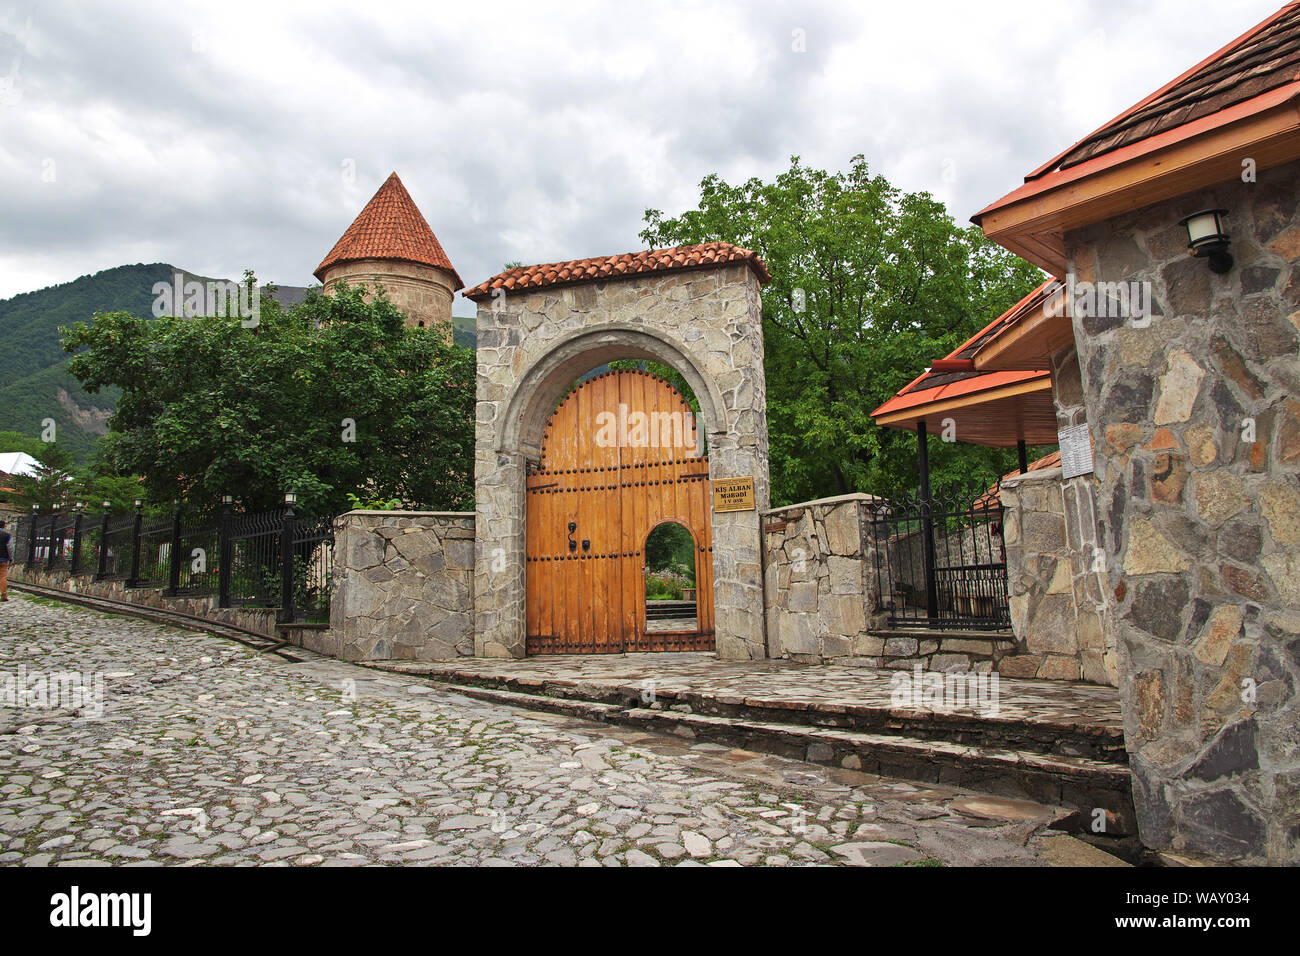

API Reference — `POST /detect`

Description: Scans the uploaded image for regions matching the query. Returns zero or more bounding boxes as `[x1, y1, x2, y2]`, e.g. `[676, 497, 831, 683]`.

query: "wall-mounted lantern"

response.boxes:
[1179, 208, 1232, 273]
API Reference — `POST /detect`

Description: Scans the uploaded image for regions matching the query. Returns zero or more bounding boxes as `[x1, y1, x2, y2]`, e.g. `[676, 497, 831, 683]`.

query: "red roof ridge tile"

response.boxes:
[315, 172, 463, 289]
[462, 241, 772, 300]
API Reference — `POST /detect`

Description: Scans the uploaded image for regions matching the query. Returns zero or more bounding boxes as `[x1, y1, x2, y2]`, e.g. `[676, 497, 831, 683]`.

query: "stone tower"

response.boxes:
[314, 172, 463, 333]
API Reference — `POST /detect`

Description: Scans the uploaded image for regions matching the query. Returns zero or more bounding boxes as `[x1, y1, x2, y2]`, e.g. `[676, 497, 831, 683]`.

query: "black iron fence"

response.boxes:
[869, 480, 1010, 631]
[11, 501, 335, 623]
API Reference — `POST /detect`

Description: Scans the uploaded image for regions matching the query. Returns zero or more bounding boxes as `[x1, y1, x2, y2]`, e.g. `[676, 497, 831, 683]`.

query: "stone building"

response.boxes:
[871, 281, 1118, 687]
[973, 4, 1300, 864]
[314, 172, 463, 333]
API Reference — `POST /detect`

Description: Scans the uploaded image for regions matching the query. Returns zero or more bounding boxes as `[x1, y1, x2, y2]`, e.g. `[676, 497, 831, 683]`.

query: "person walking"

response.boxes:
[0, 519, 11, 601]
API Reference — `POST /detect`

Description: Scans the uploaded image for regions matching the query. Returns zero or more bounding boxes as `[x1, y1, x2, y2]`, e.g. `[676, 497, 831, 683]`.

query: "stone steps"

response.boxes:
[427, 678, 1135, 834]
[393, 664, 1125, 765]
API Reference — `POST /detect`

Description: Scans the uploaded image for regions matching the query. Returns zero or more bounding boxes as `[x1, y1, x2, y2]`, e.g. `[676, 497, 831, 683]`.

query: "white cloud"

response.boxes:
[0, 0, 1282, 305]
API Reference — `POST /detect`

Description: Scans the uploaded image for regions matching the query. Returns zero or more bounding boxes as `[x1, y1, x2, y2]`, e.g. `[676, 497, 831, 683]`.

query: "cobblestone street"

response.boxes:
[0, 594, 1113, 867]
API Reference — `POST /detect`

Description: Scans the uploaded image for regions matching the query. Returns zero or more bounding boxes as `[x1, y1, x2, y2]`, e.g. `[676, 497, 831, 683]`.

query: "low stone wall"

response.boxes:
[999, 466, 1118, 687]
[859, 630, 1017, 673]
[327, 510, 475, 661]
[762, 494, 888, 663]
[761, 494, 1019, 671]
[6, 565, 279, 638]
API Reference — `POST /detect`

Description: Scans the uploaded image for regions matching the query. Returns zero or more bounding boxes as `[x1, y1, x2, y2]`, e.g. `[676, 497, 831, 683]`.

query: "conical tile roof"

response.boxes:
[314, 172, 462, 289]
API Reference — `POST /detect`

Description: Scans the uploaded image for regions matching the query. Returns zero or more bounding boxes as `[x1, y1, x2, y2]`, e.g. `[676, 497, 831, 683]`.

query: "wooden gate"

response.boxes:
[526, 369, 714, 654]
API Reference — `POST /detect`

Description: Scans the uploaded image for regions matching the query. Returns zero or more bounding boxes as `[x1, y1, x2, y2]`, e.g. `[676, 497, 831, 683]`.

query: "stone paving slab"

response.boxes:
[0, 593, 1118, 867]
[370, 651, 1124, 734]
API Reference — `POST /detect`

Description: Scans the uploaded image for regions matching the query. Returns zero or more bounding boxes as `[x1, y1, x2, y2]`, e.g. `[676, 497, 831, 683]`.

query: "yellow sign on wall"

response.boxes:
[713, 476, 755, 513]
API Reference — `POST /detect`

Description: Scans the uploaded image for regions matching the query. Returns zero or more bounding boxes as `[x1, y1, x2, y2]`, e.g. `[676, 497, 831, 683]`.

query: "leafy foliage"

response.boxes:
[641, 155, 1047, 505]
[644, 521, 696, 577]
[61, 280, 475, 516]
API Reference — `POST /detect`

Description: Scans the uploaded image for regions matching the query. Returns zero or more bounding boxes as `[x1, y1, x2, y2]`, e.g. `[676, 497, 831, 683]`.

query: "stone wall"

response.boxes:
[761, 494, 1017, 671]
[327, 510, 475, 661]
[1063, 158, 1300, 863]
[321, 257, 457, 334]
[762, 495, 883, 662]
[6, 565, 279, 638]
[999, 466, 1118, 686]
[472, 263, 770, 660]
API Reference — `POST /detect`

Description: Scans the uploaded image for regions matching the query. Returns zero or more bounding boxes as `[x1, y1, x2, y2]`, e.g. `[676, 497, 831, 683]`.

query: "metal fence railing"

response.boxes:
[175, 514, 220, 596]
[13, 501, 336, 622]
[229, 509, 284, 609]
[869, 479, 1010, 631]
[100, 514, 138, 580]
[292, 514, 335, 623]
[135, 514, 173, 590]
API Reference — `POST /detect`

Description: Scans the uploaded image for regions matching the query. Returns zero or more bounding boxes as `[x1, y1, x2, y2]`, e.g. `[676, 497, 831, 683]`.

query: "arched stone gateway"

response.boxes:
[464, 243, 773, 660]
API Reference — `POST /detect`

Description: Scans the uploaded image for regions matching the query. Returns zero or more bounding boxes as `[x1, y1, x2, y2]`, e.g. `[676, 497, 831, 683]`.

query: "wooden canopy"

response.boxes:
[871, 281, 1061, 447]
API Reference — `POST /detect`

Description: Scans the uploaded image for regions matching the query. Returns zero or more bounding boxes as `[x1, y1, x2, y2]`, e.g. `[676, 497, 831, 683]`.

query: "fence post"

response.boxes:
[279, 494, 297, 623]
[70, 505, 84, 575]
[45, 511, 58, 571]
[128, 499, 144, 587]
[917, 420, 939, 625]
[96, 502, 111, 580]
[166, 502, 183, 596]
[26, 508, 38, 567]
[218, 495, 233, 608]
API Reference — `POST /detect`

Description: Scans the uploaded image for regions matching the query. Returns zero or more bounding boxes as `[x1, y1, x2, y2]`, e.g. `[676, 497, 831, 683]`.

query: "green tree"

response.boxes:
[61, 280, 475, 515]
[641, 155, 1045, 505]
[644, 521, 696, 577]
[5, 441, 76, 511]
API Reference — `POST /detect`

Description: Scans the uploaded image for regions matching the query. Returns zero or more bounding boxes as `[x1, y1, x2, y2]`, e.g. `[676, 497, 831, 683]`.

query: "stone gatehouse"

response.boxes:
[463, 245, 772, 662]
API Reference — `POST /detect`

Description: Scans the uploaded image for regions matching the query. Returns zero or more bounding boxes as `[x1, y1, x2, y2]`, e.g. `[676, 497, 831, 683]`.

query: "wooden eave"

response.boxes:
[974, 83, 1300, 275]
[873, 375, 1057, 447]
[971, 304, 1076, 372]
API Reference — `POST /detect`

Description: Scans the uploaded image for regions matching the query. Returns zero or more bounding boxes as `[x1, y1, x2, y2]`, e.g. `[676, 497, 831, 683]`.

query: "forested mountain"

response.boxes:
[0, 263, 477, 461]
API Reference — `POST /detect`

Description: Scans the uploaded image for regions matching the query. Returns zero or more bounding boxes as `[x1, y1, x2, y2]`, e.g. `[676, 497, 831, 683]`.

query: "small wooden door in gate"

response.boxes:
[525, 369, 714, 654]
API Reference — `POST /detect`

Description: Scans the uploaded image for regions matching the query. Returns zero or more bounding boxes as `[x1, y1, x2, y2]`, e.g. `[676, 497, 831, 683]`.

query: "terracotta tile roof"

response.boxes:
[314, 172, 462, 288]
[462, 241, 772, 300]
[973, 450, 1064, 509]
[1030, 3, 1300, 177]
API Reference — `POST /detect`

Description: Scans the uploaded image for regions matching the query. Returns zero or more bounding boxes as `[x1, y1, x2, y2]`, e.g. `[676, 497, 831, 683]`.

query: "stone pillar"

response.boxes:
[762, 494, 888, 663]
[330, 510, 476, 661]
[999, 466, 1117, 685]
[1063, 160, 1300, 863]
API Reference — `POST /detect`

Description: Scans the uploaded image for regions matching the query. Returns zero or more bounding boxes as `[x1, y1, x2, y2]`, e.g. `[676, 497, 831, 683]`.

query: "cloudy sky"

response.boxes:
[0, 0, 1283, 308]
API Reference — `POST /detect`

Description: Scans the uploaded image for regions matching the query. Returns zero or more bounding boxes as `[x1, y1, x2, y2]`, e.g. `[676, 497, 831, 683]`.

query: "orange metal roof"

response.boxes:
[1033, 3, 1300, 176]
[871, 281, 1061, 447]
[874, 279, 1056, 405]
[315, 172, 463, 288]
[462, 241, 771, 301]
